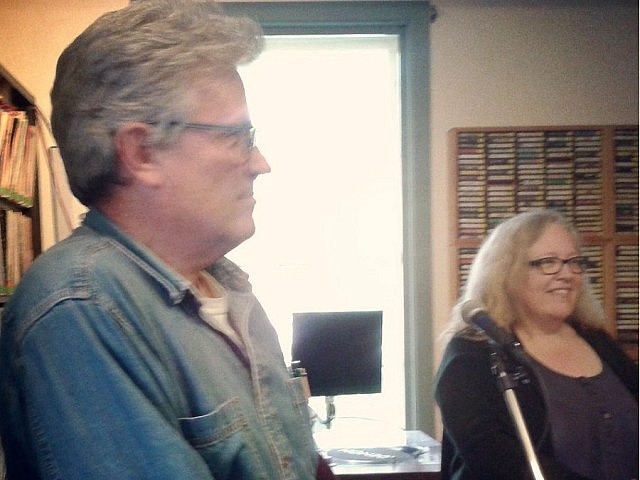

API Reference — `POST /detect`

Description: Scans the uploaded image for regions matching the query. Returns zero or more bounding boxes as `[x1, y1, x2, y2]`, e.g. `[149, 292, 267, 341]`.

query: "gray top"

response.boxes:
[531, 358, 638, 480]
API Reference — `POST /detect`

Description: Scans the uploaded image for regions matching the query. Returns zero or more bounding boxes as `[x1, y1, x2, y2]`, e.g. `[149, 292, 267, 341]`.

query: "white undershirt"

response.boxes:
[193, 271, 245, 353]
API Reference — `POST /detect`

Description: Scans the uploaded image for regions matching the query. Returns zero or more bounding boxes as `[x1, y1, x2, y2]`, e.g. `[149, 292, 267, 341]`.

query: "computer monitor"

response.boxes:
[291, 311, 383, 397]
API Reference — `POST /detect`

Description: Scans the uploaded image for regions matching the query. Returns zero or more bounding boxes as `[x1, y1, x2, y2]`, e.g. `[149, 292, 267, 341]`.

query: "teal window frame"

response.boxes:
[223, 1, 434, 433]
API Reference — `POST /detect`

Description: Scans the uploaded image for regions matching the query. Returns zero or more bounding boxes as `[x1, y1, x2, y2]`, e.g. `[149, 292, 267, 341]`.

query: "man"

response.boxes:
[0, 1, 333, 478]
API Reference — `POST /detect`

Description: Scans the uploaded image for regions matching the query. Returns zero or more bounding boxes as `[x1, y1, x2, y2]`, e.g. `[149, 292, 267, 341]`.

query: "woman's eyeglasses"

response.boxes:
[528, 256, 589, 275]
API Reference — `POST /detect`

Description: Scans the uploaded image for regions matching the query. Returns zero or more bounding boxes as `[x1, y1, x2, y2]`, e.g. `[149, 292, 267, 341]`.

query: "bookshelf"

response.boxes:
[0, 63, 41, 301]
[450, 125, 639, 360]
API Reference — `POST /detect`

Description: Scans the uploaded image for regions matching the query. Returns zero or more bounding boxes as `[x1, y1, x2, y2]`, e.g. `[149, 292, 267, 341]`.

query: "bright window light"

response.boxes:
[231, 34, 404, 429]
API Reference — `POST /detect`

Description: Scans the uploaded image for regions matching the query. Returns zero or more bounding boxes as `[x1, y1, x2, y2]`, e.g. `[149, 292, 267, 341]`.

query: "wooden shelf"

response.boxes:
[450, 125, 639, 360]
[0, 63, 41, 298]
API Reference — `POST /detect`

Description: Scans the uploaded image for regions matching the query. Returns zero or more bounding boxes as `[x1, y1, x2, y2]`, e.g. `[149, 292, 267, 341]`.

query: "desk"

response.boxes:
[314, 421, 441, 480]
[331, 456, 441, 479]
[332, 465, 440, 480]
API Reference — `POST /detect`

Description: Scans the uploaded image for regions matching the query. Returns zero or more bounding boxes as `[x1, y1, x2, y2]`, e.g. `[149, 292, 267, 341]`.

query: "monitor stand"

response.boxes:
[312, 396, 336, 429]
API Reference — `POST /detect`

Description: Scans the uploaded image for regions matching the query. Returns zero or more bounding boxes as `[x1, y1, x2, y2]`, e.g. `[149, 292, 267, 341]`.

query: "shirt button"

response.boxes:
[602, 412, 612, 419]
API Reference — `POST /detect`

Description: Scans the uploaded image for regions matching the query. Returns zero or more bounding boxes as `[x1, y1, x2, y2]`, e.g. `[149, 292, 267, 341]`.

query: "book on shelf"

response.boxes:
[0, 104, 37, 207]
[0, 209, 33, 294]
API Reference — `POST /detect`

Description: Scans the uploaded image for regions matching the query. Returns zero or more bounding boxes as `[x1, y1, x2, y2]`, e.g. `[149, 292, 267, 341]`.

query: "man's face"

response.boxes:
[155, 71, 270, 256]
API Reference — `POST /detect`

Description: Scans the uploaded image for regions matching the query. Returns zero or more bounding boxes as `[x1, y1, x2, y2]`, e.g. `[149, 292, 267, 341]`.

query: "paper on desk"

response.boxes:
[313, 417, 408, 451]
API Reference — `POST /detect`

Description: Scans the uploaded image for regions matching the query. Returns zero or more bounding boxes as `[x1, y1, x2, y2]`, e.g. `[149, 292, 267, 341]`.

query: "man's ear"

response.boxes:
[113, 122, 163, 187]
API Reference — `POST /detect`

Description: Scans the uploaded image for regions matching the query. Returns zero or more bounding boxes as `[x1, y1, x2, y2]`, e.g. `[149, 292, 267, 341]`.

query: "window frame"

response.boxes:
[222, 0, 434, 433]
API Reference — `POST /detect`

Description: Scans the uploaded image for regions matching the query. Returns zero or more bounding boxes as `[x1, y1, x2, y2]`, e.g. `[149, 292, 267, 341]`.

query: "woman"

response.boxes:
[435, 209, 638, 480]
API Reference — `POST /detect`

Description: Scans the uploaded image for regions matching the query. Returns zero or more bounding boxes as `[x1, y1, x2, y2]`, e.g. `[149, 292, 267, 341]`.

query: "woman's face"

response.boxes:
[513, 223, 583, 327]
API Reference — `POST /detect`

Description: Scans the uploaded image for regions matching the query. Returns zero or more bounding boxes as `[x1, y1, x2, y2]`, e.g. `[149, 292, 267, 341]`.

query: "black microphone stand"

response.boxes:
[490, 348, 546, 480]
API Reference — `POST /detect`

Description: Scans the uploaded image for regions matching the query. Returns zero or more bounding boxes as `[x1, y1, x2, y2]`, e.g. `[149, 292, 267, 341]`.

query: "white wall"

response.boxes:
[1, 0, 638, 433]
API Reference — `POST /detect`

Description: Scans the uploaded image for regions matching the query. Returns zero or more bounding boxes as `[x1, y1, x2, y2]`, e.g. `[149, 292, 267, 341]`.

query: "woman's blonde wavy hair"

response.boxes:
[441, 209, 605, 343]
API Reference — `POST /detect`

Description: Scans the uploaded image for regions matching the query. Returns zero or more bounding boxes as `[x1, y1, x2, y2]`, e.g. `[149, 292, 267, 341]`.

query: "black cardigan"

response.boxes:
[434, 325, 638, 480]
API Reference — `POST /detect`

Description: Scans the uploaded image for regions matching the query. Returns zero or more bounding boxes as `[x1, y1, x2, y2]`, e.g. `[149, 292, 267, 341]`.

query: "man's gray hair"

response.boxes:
[51, 0, 263, 206]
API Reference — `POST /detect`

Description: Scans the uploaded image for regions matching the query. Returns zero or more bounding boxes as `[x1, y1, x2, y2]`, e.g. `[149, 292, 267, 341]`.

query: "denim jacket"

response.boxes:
[0, 209, 317, 480]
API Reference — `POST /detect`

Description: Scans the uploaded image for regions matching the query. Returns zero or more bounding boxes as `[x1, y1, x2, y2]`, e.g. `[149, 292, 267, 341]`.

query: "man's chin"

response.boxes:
[228, 221, 257, 249]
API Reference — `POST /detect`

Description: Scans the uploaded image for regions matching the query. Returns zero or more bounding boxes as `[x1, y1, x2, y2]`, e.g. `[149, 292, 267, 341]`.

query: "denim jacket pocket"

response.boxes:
[287, 377, 315, 453]
[178, 397, 249, 449]
[287, 377, 311, 422]
[179, 397, 268, 478]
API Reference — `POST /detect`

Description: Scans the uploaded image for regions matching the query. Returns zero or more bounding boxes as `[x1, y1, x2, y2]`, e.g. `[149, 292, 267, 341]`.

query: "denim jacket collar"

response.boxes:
[82, 208, 253, 306]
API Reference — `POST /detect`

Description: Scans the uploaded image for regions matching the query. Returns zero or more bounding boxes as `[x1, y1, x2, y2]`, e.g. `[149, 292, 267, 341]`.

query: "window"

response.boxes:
[224, 1, 433, 433]
[232, 32, 404, 428]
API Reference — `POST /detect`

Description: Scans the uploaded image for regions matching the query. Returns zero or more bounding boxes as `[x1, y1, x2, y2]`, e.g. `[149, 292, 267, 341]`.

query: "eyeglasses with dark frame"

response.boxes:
[154, 121, 257, 151]
[528, 256, 589, 275]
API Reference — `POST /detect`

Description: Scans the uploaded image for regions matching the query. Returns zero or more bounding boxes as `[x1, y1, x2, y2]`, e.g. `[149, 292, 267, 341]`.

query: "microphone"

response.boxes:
[461, 300, 528, 363]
